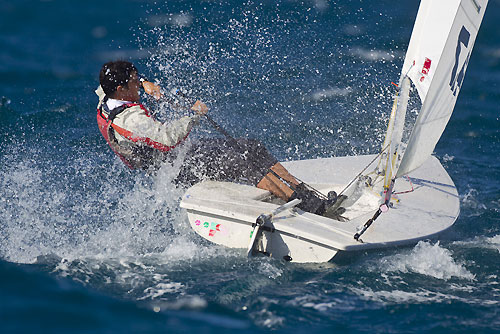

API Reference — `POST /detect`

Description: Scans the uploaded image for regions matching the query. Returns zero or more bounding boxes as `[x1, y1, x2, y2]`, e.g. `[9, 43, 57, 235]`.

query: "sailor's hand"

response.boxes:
[191, 100, 209, 115]
[142, 81, 163, 100]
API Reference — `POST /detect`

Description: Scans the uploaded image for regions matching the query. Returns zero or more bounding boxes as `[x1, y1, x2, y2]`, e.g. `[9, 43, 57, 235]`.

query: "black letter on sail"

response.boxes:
[449, 26, 471, 96]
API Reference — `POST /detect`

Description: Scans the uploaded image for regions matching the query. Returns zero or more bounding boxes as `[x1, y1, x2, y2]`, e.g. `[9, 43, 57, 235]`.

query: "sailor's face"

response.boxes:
[121, 72, 141, 102]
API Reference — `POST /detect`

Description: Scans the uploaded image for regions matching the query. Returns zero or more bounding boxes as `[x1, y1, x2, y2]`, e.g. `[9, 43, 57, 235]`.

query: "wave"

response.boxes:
[377, 241, 475, 280]
[453, 234, 500, 254]
[349, 286, 499, 306]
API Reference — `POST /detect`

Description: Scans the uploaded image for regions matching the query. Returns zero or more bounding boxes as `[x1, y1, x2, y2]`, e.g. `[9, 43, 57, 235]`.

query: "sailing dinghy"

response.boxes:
[180, 0, 488, 263]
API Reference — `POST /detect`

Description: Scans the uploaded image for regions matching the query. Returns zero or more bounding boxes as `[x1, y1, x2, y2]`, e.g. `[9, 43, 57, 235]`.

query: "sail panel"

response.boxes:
[396, 0, 488, 177]
[402, 0, 461, 103]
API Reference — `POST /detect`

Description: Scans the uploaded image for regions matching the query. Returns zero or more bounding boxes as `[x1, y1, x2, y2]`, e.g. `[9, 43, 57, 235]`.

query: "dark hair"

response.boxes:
[99, 61, 138, 96]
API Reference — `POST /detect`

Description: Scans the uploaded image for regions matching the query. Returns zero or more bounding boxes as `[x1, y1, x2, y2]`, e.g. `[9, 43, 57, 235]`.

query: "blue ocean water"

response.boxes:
[0, 0, 499, 333]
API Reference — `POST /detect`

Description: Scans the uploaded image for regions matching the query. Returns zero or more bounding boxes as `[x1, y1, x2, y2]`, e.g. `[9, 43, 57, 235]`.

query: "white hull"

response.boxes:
[180, 155, 460, 263]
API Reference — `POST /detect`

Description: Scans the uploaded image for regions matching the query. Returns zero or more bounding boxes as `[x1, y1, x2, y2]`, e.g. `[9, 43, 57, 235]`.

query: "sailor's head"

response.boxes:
[99, 60, 141, 102]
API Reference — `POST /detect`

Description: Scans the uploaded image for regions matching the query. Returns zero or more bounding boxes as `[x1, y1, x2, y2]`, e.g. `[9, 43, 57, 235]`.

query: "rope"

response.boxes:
[338, 144, 390, 197]
[393, 175, 414, 195]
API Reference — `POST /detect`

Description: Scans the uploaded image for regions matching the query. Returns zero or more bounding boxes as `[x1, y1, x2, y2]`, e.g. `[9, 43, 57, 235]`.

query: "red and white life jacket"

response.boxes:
[96, 97, 190, 169]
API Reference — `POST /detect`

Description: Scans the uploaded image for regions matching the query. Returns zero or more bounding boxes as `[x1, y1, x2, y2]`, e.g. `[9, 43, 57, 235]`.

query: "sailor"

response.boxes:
[96, 60, 336, 215]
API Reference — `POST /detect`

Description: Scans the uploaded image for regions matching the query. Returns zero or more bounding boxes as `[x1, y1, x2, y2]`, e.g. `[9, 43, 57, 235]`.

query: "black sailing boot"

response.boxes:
[289, 183, 338, 215]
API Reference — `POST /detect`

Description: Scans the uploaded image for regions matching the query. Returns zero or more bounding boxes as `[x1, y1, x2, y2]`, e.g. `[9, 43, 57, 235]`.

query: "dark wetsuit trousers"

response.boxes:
[175, 138, 278, 187]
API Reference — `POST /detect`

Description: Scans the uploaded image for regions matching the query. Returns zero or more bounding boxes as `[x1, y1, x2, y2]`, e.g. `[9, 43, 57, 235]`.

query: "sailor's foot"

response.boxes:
[323, 193, 349, 220]
[325, 190, 338, 207]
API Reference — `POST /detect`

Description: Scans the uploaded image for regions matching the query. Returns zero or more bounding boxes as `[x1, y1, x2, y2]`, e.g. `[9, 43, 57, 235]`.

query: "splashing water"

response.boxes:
[379, 241, 475, 281]
[135, 0, 399, 161]
[0, 140, 206, 264]
[1, 1, 499, 332]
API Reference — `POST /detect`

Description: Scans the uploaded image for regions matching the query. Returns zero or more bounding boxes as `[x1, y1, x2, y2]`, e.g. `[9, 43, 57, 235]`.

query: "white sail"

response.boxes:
[393, 0, 488, 177]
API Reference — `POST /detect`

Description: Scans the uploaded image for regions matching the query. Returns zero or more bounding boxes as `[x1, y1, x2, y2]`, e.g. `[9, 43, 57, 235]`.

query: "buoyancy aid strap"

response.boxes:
[100, 96, 136, 122]
[107, 105, 128, 123]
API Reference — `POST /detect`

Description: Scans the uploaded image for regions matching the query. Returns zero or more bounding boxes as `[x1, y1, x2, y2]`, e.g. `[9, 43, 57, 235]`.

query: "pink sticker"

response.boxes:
[380, 204, 389, 213]
[195, 220, 201, 226]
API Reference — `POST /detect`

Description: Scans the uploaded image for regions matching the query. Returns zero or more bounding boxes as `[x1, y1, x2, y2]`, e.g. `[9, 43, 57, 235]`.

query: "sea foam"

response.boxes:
[379, 241, 475, 280]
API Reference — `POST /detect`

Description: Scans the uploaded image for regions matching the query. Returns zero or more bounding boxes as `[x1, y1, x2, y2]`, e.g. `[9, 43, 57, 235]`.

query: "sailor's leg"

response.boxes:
[256, 163, 338, 215]
[177, 138, 336, 215]
[175, 138, 279, 186]
[256, 163, 298, 200]
[236, 139, 337, 215]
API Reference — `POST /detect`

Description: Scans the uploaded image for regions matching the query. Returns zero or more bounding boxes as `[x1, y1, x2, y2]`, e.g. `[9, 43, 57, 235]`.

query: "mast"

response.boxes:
[382, 76, 411, 192]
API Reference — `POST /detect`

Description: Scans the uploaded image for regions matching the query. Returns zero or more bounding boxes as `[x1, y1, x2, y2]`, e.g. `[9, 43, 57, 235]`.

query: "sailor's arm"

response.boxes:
[141, 81, 209, 115]
[116, 105, 202, 147]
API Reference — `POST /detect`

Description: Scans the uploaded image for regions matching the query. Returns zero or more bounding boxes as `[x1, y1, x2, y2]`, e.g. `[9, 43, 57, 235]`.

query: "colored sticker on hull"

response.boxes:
[194, 219, 222, 237]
